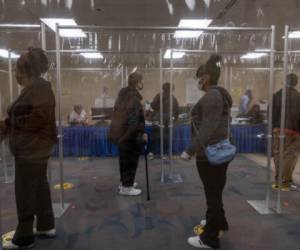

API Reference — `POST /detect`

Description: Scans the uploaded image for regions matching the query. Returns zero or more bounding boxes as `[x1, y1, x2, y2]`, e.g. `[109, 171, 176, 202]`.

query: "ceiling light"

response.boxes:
[178, 19, 213, 28]
[174, 19, 212, 38]
[255, 49, 271, 52]
[40, 18, 86, 38]
[80, 52, 103, 59]
[240, 52, 268, 60]
[0, 49, 20, 59]
[164, 49, 185, 59]
[287, 31, 300, 39]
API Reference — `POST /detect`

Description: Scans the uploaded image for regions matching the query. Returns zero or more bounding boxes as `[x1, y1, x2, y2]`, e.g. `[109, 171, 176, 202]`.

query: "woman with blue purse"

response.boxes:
[181, 54, 235, 249]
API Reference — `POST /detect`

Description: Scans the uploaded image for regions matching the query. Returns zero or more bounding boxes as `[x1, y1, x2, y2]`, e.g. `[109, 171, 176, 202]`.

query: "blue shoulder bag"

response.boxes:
[193, 92, 236, 166]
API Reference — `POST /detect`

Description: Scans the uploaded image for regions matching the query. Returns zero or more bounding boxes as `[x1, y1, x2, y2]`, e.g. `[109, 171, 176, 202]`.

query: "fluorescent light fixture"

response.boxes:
[164, 49, 185, 59]
[287, 31, 300, 38]
[0, 24, 40, 28]
[255, 49, 271, 52]
[174, 19, 212, 38]
[240, 52, 268, 60]
[0, 49, 20, 59]
[282, 31, 300, 39]
[178, 19, 213, 28]
[80, 52, 103, 59]
[287, 31, 300, 39]
[40, 18, 86, 38]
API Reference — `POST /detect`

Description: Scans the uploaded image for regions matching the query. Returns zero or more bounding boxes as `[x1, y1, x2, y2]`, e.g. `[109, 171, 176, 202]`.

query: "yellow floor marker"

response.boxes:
[2, 231, 15, 245]
[193, 224, 224, 238]
[54, 182, 74, 190]
[194, 225, 204, 235]
[78, 157, 89, 161]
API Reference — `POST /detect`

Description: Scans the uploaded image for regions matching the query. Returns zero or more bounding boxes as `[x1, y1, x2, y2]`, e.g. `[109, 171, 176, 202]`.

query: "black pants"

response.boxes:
[12, 157, 55, 246]
[118, 140, 141, 187]
[151, 124, 170, 155]
[196, 158, 229, 249]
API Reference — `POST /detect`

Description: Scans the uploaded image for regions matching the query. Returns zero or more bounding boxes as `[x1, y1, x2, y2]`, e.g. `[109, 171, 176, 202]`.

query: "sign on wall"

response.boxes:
[185, 77, 204, 104]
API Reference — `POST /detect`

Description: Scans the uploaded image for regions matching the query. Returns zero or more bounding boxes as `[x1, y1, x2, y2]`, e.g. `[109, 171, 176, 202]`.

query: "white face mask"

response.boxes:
[197, 76, 206, 91]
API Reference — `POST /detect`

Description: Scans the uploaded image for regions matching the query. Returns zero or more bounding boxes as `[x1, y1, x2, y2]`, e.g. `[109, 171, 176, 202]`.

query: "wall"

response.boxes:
[1, 66, 299, 124]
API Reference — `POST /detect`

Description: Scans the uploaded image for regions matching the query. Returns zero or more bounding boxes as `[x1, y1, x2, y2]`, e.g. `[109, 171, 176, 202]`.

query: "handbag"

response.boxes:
[205, 138, 236, 165]
[193, 90, 236, 165]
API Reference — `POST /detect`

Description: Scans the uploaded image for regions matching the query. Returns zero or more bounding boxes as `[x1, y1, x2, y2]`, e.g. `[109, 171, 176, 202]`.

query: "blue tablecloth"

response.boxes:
[53, 124, 267, 157]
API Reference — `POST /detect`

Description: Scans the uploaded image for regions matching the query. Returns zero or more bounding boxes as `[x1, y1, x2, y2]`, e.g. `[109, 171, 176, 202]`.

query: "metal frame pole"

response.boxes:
[121, 65, 124, 88]
[8, 51, 13, 103]
[55, 23, 65, 209]
[7, 51, 14, 181]
[224, 66, 229, 91]
[169, 49, 174, 172]
[159, 49, 165, 182]
[41, 21, 53, 186]
[266, 25, 276, 212]
[277, 25, 289, 214]
[229, 67, 233, 95]
[125, 67, 128, 87]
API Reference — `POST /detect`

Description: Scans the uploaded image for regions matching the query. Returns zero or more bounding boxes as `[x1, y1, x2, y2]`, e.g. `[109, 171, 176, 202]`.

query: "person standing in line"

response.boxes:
[109, 72, 147, 196]
[181, 54, 232, 249]
[0, 48, 57, 249]
[238, 89, 252, 115]
[272, 73, 300, 191]
[149, 82, 179, 159]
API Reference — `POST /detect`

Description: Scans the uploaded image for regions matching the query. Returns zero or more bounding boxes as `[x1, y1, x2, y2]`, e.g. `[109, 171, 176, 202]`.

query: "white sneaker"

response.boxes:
[119, 187, 142, 196]
[3, 240, 35, 250]
[197, 220, 224, 238]
[118, 182, 138, 190]
[200, 220, 206, 227]
[33, 228, 56, 238]
[148, 152, 154, 160]
[187, 236, 211, 249]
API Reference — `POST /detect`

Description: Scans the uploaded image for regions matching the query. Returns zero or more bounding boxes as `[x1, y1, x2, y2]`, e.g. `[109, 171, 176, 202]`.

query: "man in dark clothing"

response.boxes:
[109, 72, 147, 196]
[272, 73, 300, 191]
[150, 82, 179, 157]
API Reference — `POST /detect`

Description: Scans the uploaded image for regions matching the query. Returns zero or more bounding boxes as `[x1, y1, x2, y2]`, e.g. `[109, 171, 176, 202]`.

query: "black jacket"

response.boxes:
[110, 86, 145, 144]
[272, 87, 300, 132]
[187, 86, 232, 157]
[151, 91, 179, 124]
[6, 77, 57, 159]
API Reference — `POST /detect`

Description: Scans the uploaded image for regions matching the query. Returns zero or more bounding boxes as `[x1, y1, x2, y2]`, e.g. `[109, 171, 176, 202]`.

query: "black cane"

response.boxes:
[144, 144, 150, 201]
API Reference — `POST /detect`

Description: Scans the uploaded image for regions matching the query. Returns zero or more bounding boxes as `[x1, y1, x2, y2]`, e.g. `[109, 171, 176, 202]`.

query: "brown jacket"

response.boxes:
[6, 77, 57, 159]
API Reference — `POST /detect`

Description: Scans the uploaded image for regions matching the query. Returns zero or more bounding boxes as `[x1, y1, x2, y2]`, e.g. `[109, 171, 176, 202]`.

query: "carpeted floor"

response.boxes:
[1, 155, 300, 250]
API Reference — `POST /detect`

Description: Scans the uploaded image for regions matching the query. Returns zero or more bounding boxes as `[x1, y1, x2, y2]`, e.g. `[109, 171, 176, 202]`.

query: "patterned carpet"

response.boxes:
[1, 155, 300, 250]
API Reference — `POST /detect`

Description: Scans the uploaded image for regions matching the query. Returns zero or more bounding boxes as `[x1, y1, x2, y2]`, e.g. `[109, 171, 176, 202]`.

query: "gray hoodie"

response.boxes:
[187, 86, 232, 157]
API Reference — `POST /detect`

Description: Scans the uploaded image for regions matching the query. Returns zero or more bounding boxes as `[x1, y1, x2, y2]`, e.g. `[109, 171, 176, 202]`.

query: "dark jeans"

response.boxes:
[12, 157, 55, 246]
[196, 158, 229, 249]
[118, 139, 141, 187]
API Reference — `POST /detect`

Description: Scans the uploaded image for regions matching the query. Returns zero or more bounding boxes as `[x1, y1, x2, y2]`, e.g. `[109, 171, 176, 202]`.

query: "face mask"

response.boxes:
[197, 76, 206, 91]
[137, 82, 143, 91]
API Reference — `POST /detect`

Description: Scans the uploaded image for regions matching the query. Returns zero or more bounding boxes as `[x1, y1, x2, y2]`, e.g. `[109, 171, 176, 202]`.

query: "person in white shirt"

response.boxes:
[238, 89, 252, 115]
[69, 104, 88, 125]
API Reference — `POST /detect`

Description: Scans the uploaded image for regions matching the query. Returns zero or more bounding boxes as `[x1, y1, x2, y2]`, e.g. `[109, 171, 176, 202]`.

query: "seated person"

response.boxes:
[245, 104, 264, 124]
[69, 104, 88, 125]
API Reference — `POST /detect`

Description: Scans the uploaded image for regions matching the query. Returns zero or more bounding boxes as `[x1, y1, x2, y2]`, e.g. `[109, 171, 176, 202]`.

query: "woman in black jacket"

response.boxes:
[181, 54, 232, 249]
[0, 48, 57, 249]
